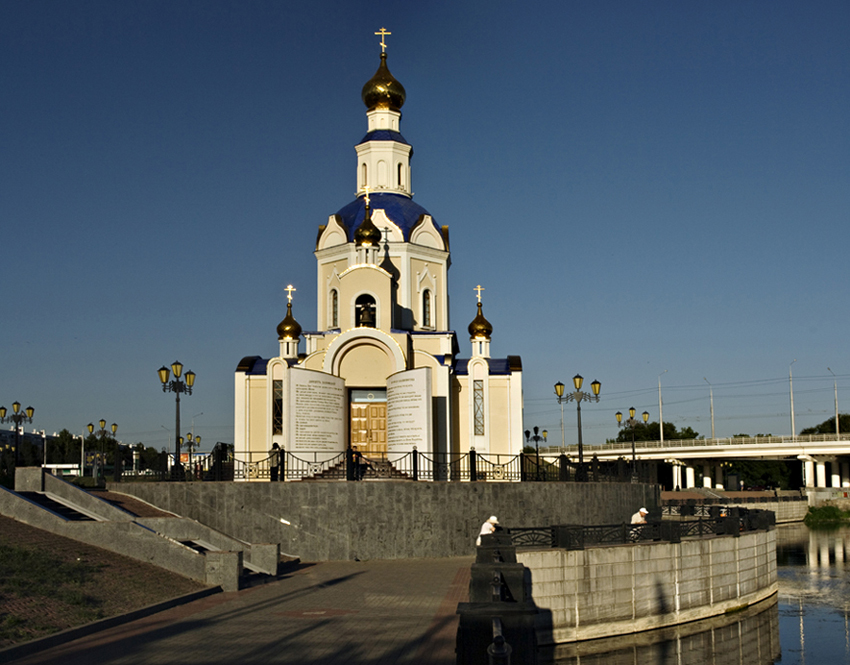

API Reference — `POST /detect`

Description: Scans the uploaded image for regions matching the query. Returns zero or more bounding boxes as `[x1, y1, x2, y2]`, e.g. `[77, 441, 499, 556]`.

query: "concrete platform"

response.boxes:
[9, 556, 473, 665]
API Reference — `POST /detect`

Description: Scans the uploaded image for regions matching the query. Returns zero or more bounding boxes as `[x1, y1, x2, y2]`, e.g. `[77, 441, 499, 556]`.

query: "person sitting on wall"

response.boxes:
[630, 507, 648, 525]
[476, 515, 500, 546]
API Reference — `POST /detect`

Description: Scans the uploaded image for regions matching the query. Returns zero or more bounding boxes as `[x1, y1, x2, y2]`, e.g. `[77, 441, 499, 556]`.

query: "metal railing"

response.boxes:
[118, 445, 660, 483]
[507, 507, 775, 550]
[542, 431, 850, 456]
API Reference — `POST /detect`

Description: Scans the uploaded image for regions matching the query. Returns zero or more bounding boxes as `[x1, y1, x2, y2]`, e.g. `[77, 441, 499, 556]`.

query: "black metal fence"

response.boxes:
[119, 445, 661, 483]
[507, 507, 776, 550]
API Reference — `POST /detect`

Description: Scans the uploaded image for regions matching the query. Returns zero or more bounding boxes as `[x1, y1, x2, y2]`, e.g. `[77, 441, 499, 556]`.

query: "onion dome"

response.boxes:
[354, 201, 382, 247]
[276, 303, 302, 340]
[468, 302, 493, 339]
[361, 53, 406, 112]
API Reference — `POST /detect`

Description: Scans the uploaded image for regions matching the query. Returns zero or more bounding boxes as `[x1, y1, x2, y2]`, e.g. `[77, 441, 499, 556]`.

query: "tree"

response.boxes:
[800, 414, 850, 436]
[608, 421, 700, 444]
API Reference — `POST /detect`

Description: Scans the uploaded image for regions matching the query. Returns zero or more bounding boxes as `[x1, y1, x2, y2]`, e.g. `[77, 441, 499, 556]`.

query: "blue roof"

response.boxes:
[454, 359, 516, 376]
[358, 130, 410, 146]
[335, 193, 438, 241]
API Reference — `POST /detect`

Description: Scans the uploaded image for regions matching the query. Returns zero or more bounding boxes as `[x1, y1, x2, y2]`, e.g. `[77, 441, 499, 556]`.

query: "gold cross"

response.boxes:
[474, 285, 484, 303]
[375, 27, 391, 53]
[285, 284, 296, 303]
[362, 184, 371, 207]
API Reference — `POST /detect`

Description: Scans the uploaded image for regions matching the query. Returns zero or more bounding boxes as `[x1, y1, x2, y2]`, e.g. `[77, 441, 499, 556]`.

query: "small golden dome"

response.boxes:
[277, 303, 302, 340]
[361, 53, 406, 112]
[468, 302, 493, 339]
[354, 201, 382, 247]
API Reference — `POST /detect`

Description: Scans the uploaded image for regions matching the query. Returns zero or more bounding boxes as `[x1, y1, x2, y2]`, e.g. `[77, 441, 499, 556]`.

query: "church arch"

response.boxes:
[323, 328, 407, 378]
[377, 160, 388, 188]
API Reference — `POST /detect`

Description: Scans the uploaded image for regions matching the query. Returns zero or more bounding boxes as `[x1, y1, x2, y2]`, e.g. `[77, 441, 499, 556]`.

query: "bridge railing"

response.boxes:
[542, 432, 850, 456]
[508, 507, 775, 550]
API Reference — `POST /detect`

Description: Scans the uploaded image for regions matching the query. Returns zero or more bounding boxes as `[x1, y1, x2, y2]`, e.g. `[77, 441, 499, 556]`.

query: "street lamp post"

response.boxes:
[87, 420, 117, 481]
[158, 361, 196, 480]
[184, 433, 201, 478]
[0, 402, 35, 467]
[704, 377, 715, 440]
[524, 426, 547, 481]
[828, 368, 839, 438]
[615, 408, 649, 483]
[555, 375, 601, 476]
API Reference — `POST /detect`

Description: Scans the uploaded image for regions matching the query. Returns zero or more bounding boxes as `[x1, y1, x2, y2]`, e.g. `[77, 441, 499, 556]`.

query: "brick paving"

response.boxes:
[9, 556, 473, 665]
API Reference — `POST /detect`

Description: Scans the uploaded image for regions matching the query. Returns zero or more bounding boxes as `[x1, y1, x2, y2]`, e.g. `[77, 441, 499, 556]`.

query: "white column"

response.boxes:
[672, 464, 682, 490]
[714, 464, 724, 490]
[842, 461, 850, 488]
[816, 462, 827, 488]
[685, 466, 695, 489]
[805, 460, 815, 488]
[703, 465, 712, 488]
[831, 463, 841, 489]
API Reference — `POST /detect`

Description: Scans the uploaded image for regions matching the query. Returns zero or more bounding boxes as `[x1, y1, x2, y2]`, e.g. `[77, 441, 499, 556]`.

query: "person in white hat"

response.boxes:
[631, 507, 649, 525]
[476, 515, 499, 546]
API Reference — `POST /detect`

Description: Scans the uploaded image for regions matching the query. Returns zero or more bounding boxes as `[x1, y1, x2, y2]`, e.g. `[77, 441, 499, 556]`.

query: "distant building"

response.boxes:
[234, 42, 523, 468]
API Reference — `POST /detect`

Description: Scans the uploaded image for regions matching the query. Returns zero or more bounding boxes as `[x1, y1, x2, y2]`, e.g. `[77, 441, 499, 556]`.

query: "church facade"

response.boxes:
[234, 42, 523, 473]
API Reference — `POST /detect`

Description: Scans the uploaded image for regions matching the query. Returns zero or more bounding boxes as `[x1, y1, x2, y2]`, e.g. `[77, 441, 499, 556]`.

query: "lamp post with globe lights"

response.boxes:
[616, 408, 649, 483]
[524, 426, 548, 481]
[0, 402, 35, 467]
[554, 375, 601, 478]
[87, 420, 117, 481]
[158, 361, 196, 480]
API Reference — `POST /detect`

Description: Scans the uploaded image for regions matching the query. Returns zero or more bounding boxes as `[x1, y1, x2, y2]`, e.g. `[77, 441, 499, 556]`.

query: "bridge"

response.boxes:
[544, 432, 850, 490]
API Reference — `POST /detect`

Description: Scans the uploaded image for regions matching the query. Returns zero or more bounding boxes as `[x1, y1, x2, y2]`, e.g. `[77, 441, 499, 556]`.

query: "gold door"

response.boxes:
[350, 402, 387, 453]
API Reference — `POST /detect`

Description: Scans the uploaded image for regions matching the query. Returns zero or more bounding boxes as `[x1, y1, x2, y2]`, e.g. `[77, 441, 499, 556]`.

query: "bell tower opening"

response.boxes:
[356, 294, 377, 327]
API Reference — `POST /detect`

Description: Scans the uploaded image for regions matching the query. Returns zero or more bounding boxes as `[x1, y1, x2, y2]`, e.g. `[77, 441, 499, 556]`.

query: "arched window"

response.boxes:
[361, 163, 367, 189]
[330, 289, 339, 328]
[355, 294, 377, 328]
[397, 163, 404, 188]
[422, 289, 432, 327]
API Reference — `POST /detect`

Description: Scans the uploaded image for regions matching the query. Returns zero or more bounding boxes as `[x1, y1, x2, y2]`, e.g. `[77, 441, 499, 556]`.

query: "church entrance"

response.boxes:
[350, 389, 387, 453]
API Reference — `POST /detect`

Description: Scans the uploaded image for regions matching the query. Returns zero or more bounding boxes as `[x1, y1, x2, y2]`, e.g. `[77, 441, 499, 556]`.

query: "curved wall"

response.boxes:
[517, 529, 777, 645]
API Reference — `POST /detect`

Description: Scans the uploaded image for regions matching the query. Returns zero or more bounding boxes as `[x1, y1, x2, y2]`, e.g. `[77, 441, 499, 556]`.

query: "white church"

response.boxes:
[234, 36, 524, 472]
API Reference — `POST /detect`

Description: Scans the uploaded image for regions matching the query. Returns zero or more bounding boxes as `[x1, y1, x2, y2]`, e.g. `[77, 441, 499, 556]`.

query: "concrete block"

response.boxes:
[206, 550, 243, 592]
[249, 543, 280, 575]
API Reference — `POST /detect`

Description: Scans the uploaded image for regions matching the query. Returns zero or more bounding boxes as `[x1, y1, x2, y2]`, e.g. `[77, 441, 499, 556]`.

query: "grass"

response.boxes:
[0, 544, 105, 644]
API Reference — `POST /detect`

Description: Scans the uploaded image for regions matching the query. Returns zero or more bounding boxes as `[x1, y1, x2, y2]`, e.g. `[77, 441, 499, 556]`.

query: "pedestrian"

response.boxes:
[476, 515, 499, 546]
[269, 443, 280, 481]
[630, 507, 648, 524]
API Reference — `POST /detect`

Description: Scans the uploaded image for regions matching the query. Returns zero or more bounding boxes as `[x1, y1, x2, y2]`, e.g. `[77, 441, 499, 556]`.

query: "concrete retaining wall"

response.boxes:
[111, 481, 660, 561]
[517, 529, 777, 645]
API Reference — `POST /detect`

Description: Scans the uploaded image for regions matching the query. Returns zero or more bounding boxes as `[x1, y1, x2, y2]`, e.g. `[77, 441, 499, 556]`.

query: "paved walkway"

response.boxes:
[10, 557, 473, 665]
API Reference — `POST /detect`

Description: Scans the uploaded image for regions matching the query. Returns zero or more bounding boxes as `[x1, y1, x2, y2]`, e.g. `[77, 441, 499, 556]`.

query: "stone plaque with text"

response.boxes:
[387, 367, 432, 453]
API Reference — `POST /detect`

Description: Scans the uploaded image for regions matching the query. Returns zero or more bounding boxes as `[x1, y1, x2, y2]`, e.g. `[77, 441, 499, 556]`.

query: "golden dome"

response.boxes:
[468, 302, 493, 339]
[361, 53, 406, 112]
[276, 303, 302, 340]
[354, 201, 382, 247]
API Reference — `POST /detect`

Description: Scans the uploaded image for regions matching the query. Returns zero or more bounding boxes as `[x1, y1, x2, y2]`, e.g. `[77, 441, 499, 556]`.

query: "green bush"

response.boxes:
[804, 505, 850, 525]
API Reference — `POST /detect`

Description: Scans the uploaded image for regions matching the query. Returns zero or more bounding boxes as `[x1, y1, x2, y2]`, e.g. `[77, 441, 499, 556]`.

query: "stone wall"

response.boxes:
[111, 481, 659, 561]
[517, 529, 777, 645]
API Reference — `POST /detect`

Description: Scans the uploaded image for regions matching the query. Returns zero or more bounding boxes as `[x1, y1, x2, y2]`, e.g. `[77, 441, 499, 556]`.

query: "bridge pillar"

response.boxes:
[703, 465, 712, 489]
[841, 462, 850, 488]
[714, 464, 724, 490]
[831, 464, 841, 489]
[816, 462, 827, 488]
[685, 466, 695, 489]
[672, 464, 682, 490]
[804, 460, 815, 488]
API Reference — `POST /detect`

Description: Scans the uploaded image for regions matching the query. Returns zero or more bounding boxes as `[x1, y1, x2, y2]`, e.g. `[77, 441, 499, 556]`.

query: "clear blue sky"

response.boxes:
[2, 1, 848, 451]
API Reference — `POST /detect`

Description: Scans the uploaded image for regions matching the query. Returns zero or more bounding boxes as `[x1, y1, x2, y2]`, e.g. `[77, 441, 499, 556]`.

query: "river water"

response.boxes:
[547, 523, 850, 664]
